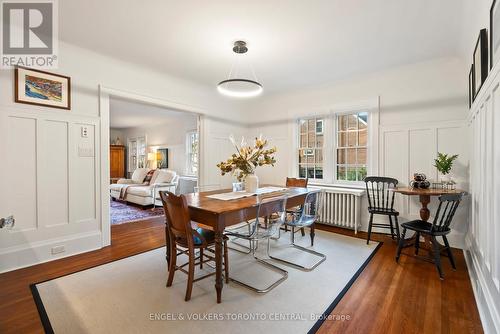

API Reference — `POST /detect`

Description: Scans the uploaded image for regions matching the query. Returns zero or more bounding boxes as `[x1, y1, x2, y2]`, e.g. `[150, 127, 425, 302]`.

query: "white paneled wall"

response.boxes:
[0, 107, 101, 272]
[199, 116, 248, 189]
[466, 61, 500, 334]
[379, 121, 469, 246]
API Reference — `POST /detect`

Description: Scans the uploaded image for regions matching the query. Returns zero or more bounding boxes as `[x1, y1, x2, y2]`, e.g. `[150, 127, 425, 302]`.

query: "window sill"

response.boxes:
[308, 182, 366, 196]
[308, 182, 364, 189]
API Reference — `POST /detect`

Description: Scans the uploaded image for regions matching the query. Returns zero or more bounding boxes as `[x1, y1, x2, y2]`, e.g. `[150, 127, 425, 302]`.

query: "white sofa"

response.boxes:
[110, 168, 179, 207]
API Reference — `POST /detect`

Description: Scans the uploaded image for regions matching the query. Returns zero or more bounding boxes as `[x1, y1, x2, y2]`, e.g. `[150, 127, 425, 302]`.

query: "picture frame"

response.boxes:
[157, 148, 169, 169]
[491, 0, 500, 69]
[473, 29, 488, 97]
[15, 67, 71, 110]
[469, 64, 475, 108]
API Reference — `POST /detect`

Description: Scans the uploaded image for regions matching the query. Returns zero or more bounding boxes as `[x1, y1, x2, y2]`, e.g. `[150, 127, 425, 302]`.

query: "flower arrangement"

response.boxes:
[217, 135, 277, 181]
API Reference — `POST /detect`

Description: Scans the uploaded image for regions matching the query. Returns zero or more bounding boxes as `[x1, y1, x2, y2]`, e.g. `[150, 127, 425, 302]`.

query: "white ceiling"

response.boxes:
[60, 0, 463, 95]
[109, 97, 197, 129]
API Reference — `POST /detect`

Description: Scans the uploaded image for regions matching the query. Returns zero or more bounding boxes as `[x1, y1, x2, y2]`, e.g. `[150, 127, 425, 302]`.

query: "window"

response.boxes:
[186, 131, 199, 176]
[297, 110, 371, 184]
[298, 117, 324, 180]
[336, 112, 368, 182]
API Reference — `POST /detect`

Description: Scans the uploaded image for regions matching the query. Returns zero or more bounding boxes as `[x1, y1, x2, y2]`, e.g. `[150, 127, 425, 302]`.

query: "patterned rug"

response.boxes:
[110, 200, 164, 225]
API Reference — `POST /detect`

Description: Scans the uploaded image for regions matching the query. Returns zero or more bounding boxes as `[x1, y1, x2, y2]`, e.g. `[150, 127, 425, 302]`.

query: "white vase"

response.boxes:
[245, 174, 259, 193]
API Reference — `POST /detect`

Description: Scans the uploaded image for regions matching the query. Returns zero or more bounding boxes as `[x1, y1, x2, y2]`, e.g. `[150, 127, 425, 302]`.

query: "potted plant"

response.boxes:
[217, 135, 276, 192]
[433, 152, 458, 183]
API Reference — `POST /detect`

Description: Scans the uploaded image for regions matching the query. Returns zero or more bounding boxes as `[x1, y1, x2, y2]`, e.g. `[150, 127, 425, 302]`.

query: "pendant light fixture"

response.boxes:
[217, 40, 263, 98]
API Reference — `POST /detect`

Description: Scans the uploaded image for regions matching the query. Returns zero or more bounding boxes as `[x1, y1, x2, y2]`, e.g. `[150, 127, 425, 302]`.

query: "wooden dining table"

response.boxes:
[174, 186, 311, 303]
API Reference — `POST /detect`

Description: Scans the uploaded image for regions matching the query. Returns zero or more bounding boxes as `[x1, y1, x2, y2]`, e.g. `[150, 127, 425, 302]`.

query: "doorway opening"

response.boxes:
[105, 95, 199, 229]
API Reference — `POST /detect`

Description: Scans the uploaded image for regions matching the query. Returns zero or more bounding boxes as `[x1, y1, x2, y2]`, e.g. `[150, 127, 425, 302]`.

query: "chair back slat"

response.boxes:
[364, 176, 398, 211]
[160, 191, 197, 246]
[286, 177, 308, 188]
[431, 193, 463, 231]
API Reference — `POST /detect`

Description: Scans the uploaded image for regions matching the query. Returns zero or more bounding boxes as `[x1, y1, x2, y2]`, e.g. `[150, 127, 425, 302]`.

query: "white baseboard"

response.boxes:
[0, 231, 102, 273]
[464, 235, 500, 334]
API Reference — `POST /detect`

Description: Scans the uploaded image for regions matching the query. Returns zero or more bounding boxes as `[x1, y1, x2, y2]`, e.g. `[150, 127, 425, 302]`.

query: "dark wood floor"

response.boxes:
[0, 218, 483, 334]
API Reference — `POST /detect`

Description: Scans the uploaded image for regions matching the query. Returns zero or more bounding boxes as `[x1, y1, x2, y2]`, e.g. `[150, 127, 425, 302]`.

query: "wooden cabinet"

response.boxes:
[110, 145, 125, 179]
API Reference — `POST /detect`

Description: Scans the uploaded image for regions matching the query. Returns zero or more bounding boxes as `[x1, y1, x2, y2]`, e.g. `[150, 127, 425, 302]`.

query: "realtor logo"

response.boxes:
[1, 0, 58, 68]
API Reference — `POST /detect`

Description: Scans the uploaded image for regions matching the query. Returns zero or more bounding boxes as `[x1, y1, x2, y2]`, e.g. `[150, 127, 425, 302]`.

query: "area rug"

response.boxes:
[32, 231, 381, 334]
[110, 200, 164, 225]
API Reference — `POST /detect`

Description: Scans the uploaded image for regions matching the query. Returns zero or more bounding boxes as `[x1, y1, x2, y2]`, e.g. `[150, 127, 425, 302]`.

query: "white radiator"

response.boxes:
[314, 187, 365, 234]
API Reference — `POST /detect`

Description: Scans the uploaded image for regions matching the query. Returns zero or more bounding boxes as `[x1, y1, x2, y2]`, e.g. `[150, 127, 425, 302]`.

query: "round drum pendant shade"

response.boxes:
[217, 41, 263, 98]
[217, 79, 263, 98]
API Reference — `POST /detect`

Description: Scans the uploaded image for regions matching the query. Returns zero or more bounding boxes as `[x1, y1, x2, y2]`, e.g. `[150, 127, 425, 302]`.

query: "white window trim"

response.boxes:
[185, 130, 198, 177]
[292, 98, 379, 188]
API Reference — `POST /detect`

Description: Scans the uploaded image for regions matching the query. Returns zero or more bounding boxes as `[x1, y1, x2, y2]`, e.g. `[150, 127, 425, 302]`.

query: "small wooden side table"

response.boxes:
[390, 187, 466, 255]
[391, 187, 465, 222]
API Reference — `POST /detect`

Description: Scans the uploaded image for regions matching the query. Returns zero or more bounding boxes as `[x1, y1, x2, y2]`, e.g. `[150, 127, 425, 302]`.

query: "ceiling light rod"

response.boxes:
[217, 40, 263, 98]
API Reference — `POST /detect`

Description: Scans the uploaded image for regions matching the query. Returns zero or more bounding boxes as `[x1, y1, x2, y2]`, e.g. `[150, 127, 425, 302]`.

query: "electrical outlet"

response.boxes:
[51, 245, 65, 255]
[81, 126, 88, 138]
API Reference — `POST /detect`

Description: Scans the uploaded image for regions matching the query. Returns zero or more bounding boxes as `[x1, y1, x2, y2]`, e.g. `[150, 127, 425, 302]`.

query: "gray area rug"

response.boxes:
[32, 230, 380, 334]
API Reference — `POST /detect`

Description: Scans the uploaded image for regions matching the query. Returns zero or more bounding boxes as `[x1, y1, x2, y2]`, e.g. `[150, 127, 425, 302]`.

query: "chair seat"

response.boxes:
[175, 226, 216, 247]
[286, 214, 315, 228]
[368, 207, 399, 216]
[401, 220, 450, 235]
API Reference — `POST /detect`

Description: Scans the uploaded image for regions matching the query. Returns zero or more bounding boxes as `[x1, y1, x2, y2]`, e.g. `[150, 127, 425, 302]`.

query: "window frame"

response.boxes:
[294, 101, 379, 187]
[297, 117, 326, 181]
[185, 130, 199, 176]
[333, 111, 369, 186]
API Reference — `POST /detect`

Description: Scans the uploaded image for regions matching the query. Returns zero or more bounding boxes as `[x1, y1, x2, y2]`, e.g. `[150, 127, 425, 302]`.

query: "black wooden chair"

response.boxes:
[364, 176, 400, 244]
[395, 193, 463, 280]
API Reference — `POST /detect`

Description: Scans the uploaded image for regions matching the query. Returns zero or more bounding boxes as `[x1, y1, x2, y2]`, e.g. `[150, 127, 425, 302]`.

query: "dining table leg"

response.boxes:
[214, 225, 224, 303]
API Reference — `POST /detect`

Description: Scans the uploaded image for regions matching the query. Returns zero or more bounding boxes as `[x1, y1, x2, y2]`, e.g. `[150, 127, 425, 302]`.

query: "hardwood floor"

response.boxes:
[0, 219, 482, 333]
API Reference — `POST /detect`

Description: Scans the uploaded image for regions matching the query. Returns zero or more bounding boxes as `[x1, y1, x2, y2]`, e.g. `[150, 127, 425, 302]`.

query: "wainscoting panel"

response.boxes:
[408, 128, 435, 215]
[466, 60, 500, 334]
[41, 120, 69, 228]
[72, 123, 97, 224]
[381, 130, 408, 213]
[380, 120, 468, 247]
[0, 107, 101, 273]
[199, 116, 247, 189]
[5, 116, 38, 232]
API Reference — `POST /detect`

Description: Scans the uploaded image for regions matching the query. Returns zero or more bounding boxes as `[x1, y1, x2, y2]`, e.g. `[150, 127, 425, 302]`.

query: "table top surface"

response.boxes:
[391, 187, 465, 196]
[184, 186, 310, 214]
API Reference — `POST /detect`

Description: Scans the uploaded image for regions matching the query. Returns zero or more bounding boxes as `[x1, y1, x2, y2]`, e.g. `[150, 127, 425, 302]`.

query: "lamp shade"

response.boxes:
[147, 152, 155, 161]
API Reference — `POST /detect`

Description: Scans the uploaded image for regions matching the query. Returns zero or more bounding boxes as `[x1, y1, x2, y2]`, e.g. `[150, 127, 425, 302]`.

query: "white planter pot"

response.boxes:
[245, 174, 259, 193]
[440, 174, 451, 183]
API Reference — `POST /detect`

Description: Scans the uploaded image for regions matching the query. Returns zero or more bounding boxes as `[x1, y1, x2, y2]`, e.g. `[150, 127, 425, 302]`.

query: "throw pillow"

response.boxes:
[143, 169, 156, 185]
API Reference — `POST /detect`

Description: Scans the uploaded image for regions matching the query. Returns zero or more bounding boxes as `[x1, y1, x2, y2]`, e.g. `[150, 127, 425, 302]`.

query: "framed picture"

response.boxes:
[15, 67, 71, 110]
[491, 0, 500, 69]
[473, 29, 488, 97]
[469, 65, 475, 108]
[157, 148, 169, 169]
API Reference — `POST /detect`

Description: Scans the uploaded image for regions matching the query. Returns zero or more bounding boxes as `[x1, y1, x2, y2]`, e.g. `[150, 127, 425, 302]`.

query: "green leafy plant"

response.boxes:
[434, 152, 458, 175]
